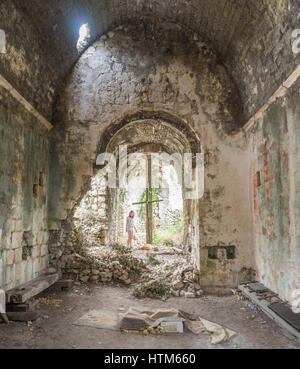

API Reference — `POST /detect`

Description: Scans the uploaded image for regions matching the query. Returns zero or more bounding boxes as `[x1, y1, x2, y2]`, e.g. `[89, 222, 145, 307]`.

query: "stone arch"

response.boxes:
[97, 108, 201, 159]
[94, 112, 202, 265]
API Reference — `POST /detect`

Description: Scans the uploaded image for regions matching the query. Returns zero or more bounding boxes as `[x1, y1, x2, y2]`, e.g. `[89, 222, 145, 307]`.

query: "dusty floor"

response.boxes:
[0, 284, 300, 349]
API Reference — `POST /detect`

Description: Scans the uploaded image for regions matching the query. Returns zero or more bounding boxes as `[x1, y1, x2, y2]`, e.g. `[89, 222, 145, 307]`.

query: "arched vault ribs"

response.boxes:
[96, 109, 202, 165]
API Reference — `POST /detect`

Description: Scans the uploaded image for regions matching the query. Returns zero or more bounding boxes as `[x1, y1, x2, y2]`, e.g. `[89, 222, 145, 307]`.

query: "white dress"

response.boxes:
[127, 217, 135, 231]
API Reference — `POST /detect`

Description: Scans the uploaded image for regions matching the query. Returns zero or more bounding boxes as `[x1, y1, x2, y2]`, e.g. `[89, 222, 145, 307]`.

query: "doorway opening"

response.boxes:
[117, 151, 184, 249]
[63, 112, 202, 299]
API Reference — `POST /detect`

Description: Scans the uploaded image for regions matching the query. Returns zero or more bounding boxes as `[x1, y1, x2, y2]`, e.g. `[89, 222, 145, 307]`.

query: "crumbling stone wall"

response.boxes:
[50, 22, 255, 291]
[72, 171, 108, 246]
[0, 87, 50, 290]
[249, 78, 300, 304]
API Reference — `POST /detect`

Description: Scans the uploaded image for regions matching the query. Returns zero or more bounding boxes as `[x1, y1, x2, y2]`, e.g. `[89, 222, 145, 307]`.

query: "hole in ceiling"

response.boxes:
[77, 23, 90, 52]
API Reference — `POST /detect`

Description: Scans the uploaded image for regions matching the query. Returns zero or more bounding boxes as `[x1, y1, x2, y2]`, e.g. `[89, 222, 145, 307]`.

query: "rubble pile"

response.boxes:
[133, 247, 203, 300]
[170, 266, 202, 298]
[133, 279, 170, 300]
[72, 211, 107, 247]
[57, 221, 202, 300]
[57, 244, 147, 285]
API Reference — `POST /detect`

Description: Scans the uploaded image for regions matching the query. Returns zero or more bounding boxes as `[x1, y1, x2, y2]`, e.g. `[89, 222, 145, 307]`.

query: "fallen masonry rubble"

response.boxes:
[56, 240, 203, 301]
[57, 245, 146, 285]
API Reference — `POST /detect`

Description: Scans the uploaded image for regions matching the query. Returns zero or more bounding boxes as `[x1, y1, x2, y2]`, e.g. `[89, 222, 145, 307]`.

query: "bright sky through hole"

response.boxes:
[77, 23, 90, 52]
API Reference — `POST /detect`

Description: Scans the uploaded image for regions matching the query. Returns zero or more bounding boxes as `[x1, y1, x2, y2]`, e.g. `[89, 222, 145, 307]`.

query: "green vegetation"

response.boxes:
[207, 259, 216, 269]
[119, 189, 128, 204]
[153, 224, 184, 247]
[139, 188, 159, 218]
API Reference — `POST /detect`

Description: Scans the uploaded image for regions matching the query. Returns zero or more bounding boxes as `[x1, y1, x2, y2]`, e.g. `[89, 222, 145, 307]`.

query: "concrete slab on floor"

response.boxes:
[239, 284, 300, 341]
[75, 310, 120, 330]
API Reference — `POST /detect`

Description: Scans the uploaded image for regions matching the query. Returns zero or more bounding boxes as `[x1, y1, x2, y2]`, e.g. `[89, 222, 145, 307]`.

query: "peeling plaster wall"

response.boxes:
[0, 87, 49, 290]
[50, 22, 254, 291]
[249, 78, 300, 304]
[0, 1, 58, 119]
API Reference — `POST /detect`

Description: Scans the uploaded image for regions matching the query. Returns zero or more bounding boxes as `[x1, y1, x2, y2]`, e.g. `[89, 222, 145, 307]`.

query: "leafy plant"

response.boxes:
[139, 188, 159, 218]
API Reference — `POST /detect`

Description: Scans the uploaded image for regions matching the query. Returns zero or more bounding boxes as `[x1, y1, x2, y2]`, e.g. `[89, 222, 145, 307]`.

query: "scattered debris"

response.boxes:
[36, 297, 63, 308]
[239, 283, 300, 339]
[184, 318, 236, 345]
[133, 280, 170, 300]
[58, 221, 202, 301]
[75, 306, 237, 344]
[58, 244, 147, 286]
[132, 246, 203, 300]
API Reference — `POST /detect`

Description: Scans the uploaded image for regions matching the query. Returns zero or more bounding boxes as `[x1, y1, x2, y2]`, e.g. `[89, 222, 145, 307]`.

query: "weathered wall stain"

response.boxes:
[249, 79, 300, 303]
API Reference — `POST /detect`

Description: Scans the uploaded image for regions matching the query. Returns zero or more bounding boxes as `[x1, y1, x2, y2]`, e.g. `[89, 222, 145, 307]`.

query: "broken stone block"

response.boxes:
[182, 265, 194, 273]
[81, 269, 91, 276]
[90, 276, 99, 282]
[119, 271, 129, 281]
[161, 320, 184, 333]
[171, 289, 180, 297]
[80, 276, 89, 283]
[173, 280, 184, 290]
[184, 292, 196, 299]
[100, 272, 112, 280]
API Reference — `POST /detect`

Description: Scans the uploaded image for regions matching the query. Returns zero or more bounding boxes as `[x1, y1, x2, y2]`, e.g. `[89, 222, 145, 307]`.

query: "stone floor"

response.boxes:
[0, 284, 300, 349]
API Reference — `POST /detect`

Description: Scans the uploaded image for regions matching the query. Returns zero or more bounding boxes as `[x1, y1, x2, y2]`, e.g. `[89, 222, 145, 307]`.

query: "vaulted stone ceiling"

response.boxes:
[6, 0, 300, 122]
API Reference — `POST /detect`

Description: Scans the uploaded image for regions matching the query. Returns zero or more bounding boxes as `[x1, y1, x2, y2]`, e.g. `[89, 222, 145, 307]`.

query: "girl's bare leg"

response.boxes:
[128, 231, 133, 247]
[127, 232, 130, 247]
[130, 231, 133, 247]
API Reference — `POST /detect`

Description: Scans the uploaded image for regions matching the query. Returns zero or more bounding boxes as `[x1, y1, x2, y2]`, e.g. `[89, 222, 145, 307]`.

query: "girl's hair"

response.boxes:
[129, 210, 134, 218]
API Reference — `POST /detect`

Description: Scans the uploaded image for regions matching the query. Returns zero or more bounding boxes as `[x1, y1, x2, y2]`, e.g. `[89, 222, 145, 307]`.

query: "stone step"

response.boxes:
[6, 273, 59, 304]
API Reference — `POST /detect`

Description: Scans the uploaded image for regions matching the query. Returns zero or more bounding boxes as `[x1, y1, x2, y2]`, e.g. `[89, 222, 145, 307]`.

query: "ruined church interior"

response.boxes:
[0, 0, 300, 351]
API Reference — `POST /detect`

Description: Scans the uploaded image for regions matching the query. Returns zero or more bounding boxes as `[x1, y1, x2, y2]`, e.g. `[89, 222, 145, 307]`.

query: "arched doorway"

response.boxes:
[71, 112, 203, 280]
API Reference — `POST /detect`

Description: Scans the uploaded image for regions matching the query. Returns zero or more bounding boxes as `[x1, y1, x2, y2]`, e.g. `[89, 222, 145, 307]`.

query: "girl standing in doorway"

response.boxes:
[126, 210, 137, 248]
